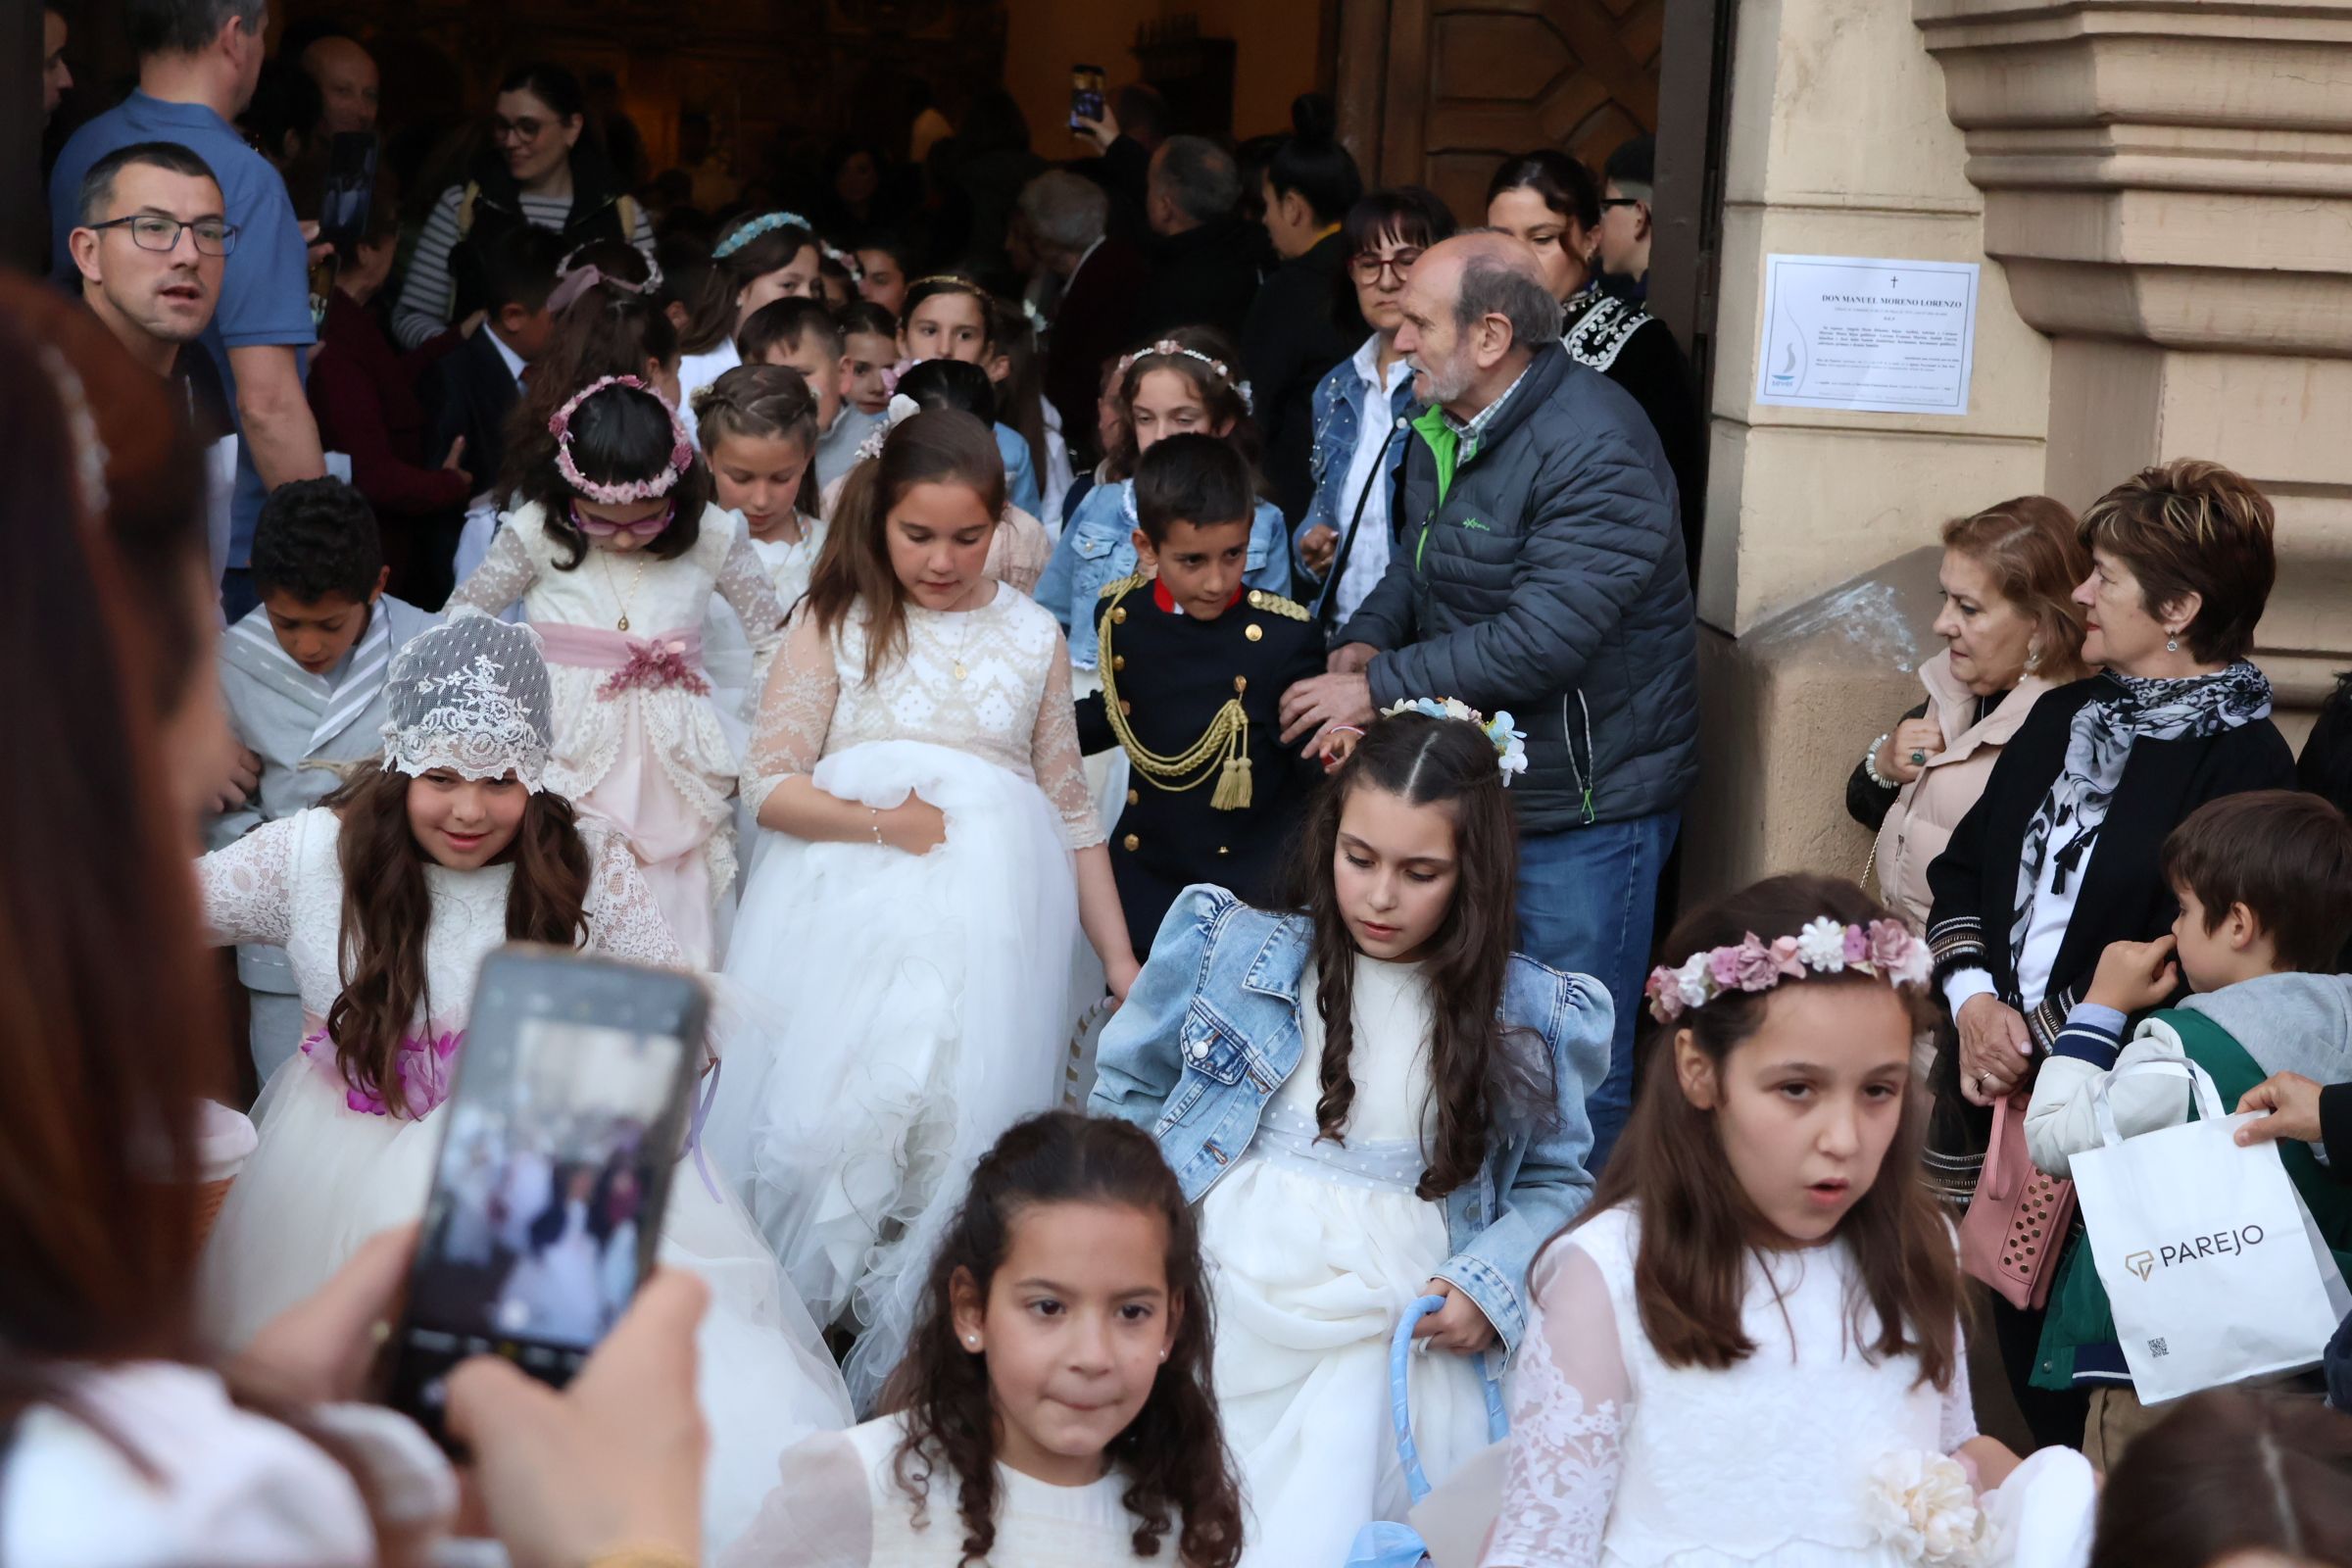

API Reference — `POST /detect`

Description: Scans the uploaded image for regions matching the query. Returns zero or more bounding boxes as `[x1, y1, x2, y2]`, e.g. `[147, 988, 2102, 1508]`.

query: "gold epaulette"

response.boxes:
[1247, 589, 1312, 621]
[1099, 572, 1148, 601]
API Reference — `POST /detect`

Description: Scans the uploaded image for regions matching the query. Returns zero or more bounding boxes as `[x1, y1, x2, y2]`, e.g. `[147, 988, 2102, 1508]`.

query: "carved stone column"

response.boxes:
[1916, 0, 2352, 719]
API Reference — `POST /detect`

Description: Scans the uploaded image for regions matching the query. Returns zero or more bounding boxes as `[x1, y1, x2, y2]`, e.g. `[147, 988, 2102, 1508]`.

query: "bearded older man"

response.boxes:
[1279, 230, 1698, 1165]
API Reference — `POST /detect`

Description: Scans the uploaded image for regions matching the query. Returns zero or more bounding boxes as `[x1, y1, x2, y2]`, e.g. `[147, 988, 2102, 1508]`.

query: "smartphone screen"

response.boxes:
[318, 131, 378, 260]
[1069, 64, 1106, 131]
[381, 946, 706, 1449]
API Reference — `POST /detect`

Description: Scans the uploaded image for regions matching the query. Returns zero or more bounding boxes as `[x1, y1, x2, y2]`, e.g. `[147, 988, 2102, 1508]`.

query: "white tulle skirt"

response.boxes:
[196, 1054, 852, 1561]
[709, 739, 1079, 1410]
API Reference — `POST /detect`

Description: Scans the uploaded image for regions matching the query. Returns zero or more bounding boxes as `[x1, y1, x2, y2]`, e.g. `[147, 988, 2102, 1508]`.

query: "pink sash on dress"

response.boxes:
[535, 623, 711, 700]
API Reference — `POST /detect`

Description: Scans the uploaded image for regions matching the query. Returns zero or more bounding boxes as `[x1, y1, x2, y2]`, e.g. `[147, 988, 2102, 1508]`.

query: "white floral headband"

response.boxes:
[820, 243, 862, 282]
[1644, 919, 1933, 1025]
[1379, 697, 1529, 786]
[549, 375, 697, 506]
[853, 392, 924, 465]
[547, 246, 664, 315]
[1117, 339, 1253, 414]
[714, 211, 814, 261]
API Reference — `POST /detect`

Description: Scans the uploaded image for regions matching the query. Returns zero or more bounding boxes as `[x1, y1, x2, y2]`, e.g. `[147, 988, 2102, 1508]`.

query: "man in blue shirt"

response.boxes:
[50, 0, 324, 620]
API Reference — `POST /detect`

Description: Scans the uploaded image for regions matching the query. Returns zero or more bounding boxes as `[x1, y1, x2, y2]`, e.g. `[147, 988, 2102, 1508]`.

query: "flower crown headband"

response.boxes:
[853, 392, 924, 465]
[546, 247, 664, 315]
[1378, 697, 1529, 786]
[1643, 919, 1932, 1025]
[820, 242, 862, 282]
[714, 211, 813, 262]
[549, 375, 697, 506]
[1116, 339, 1253, 414]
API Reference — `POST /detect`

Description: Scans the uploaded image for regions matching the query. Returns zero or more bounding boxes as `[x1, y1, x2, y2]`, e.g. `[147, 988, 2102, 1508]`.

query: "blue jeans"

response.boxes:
[1515, 809, 1680, 1171]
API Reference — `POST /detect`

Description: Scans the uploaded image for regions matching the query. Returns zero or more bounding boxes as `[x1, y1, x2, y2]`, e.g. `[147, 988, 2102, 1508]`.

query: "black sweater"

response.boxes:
[1924, 673, 2295, 1046]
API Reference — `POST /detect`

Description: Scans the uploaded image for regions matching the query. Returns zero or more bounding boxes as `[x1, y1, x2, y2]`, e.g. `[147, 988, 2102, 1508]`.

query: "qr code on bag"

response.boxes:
[2148, 1338, 2169, 1358]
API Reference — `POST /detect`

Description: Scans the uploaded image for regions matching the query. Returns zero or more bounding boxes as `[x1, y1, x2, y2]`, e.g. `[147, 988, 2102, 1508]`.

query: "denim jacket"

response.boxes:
[1297, 338, 1418, 567]
[1088, 885, 1612, 1365]
[1036, 479, 1294, 669]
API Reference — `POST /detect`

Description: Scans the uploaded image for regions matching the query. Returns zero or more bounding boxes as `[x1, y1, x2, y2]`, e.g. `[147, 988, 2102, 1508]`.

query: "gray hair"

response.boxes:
[1017, 171, 1109, 258]
[1449, 231, 1564, 352]
[126, 0, 268, 58]
[1152, 136, 1241, 225]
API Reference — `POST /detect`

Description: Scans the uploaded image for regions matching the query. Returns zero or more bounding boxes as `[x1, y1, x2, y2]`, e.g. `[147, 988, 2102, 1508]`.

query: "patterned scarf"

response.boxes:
[2008, 660, 2273, 957]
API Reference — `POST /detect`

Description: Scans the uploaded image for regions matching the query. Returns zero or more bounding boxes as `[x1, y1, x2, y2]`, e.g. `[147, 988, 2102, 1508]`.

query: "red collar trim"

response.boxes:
[1152, 578, 1245, 615]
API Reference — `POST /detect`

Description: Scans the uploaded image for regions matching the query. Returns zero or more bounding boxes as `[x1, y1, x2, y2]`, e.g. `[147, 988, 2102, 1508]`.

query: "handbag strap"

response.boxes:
[2090, 1055, 2228, 1149]
[1977, 1092, 2017, 1203]
[1312, 418, 1400, 630]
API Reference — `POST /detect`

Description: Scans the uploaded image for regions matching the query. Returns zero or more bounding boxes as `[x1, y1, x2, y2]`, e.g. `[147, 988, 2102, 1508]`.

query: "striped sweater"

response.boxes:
[393, 184, 655, 349]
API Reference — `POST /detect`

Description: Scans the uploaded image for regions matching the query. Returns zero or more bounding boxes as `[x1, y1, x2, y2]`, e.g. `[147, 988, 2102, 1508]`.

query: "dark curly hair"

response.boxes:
[879, 1112, 1244, 1568]
[1282, 709, 1555, 1199]
[514, 377, 712, 572]
[249, 477, 384, 604]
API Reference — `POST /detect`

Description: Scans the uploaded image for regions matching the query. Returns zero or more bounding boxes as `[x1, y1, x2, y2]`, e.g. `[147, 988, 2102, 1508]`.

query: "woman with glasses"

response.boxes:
[1488, 149, 1705, 576]
[1293, 186, 1455, 626]
[394, 62, 655, 351]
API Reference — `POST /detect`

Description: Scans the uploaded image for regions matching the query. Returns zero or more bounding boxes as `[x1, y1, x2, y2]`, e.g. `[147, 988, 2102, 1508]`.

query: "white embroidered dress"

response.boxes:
[1482, 1204, 2096, 1568]
[193, 807, 853, 1558]
[448, 503, 788, 964]
[721, 1414, 1164, 1568]
[710, 584, 1098, 1409]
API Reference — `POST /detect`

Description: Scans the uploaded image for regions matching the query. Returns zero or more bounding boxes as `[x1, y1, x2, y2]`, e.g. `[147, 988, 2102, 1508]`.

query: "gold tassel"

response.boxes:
[1213, 753, 1251, 810]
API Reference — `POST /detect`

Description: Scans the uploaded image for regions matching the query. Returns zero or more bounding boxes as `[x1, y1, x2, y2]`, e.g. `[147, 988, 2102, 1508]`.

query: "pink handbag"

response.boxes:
[1959, 1091, 2076, 1310]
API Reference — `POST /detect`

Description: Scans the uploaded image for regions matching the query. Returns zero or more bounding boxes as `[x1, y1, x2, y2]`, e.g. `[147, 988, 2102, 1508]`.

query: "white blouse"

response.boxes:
[0, 1362, 452, 1568]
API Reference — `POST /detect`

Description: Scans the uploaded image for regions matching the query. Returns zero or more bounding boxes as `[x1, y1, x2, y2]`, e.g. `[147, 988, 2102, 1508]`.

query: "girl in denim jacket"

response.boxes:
[1091, 704, 1609, 1566]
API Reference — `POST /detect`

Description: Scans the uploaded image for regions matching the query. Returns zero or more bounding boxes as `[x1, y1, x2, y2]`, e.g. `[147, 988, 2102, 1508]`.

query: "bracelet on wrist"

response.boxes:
[1862, 733, 1897, 791]
[868, 807, 883, 846]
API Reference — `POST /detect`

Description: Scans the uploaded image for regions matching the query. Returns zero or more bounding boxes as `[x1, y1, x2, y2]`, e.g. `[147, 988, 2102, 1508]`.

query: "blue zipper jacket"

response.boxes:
[1035, 478, 1293, 669]
[1089, 885, 1612, 1365]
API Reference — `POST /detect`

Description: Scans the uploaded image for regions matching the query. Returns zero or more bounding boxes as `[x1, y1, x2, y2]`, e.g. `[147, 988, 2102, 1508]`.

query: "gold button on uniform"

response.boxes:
[1118, 700, 1132, 714]
[1110, 608, 1127, 624]
[1122, 833, 1140, 852]
[1245, 624, 1263, 642]
[1112, 655, 1126, 670]
[1126, 789, 1140, 805]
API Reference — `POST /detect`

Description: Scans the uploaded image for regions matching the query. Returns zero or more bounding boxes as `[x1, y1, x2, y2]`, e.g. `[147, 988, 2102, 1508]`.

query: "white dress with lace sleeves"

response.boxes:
[1481, 1241, 1629, 1568]
[581, 827, 690, 970]
[714, 582, 1085, 1412]
[196, 814, 302, 949]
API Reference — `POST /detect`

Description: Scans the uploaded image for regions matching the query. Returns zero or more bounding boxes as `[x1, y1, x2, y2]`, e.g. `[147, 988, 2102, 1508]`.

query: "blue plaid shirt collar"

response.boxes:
[1438, 360, 1535, 464]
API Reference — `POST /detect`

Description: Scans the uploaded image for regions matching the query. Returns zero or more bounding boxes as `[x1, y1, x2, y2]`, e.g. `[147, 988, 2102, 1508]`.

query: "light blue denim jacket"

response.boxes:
[1296, 338, 1419, 593]
[1035, 478, 1294, 669]
[993, 422, 1043, 518]
[1088, 885, 1612, 1365]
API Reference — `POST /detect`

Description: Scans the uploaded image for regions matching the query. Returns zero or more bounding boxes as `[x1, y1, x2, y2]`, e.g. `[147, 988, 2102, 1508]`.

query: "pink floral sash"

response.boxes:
[301, 1025, 465, 1118]
[535, 623, 710, 701]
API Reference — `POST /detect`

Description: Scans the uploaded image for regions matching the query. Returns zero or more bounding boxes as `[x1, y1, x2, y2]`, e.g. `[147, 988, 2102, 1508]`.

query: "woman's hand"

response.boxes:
[1298, 524, 1339, 576]
[237, 1223, 418, 1403]
[880, 796, 946, 856]
[1411, 1279, 1497, 1355]
[447, 1269, 709, 1568]
[2236, 1071, 2328, 1147]
[1955, 994, 2033, 1106]
[1879, 717, 1946, 787]
[1105, 951, 1141, 1007]
[2084, 934, 2179, 1015]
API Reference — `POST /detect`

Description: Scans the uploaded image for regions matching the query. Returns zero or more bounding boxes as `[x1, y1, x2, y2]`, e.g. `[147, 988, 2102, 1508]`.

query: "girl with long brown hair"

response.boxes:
[724, 1111, 1246, 1568]
[193, 614, 854, 1554]
[1482, 873, 2097, 1567]
[1090, 704, 1603, 1566]
[711, 410, 1137, 1413]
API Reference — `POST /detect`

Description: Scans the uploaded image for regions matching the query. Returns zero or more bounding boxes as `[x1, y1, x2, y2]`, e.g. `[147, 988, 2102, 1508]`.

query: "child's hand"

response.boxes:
[2235, 1071, 2327, 1147]
[1411, 1279, 1496, 1354]
[1105, 952, 1140, 1008]
[2084, 934, 2179, 1015]
[1312, 723, 1363, 772]
[881, 796, 947, 856]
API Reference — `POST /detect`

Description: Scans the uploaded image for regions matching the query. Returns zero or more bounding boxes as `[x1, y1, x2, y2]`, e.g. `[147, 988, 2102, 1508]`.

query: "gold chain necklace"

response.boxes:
[600, 549, 652, 632]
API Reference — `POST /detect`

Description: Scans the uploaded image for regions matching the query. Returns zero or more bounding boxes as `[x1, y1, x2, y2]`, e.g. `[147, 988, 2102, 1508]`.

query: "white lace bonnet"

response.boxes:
[380, 613, 555, 793]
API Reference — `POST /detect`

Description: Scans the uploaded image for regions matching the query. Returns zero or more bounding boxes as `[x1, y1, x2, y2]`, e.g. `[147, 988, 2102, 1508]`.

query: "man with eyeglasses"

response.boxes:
[1597, 133, 1657, 304]
[48, 0, 327, 623]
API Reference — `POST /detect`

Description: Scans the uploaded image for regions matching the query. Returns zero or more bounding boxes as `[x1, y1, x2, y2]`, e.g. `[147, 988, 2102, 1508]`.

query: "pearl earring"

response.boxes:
[2025, 644, 2040, 673]
[965, 1335, 980, 1348]
[2167, 635, 2180, 653]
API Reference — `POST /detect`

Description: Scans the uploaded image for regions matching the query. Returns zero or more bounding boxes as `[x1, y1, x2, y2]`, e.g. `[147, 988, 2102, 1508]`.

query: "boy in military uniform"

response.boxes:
[1075, 434, 1326, 957]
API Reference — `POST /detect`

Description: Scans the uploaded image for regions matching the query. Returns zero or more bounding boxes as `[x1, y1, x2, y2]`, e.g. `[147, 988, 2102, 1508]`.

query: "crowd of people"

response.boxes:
[16, 1, 2352, 1565]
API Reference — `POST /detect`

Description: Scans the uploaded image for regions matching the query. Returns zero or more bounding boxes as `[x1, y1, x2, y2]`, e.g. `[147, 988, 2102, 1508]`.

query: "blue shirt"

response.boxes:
[50, 91, 317, 568]
[1035, 478, 1294, 670]
[994, 422, 1042, 518]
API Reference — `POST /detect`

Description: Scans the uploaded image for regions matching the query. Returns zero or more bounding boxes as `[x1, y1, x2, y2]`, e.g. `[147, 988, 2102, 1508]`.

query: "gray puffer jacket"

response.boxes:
[1340, 342, 1699, 833]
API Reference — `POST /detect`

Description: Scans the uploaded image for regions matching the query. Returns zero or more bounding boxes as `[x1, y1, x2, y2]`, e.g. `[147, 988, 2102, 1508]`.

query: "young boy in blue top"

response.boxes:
[2026, 788, 2352, 1464]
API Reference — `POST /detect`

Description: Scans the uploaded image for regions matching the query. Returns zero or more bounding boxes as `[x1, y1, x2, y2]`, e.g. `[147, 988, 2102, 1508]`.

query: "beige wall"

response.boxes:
[1002, 0, 1322, 157]
[1683, 0, 2051, 901]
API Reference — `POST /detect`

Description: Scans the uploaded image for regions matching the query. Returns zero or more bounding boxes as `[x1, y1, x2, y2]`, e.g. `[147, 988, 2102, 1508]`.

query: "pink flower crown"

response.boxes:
[549, 375, 697, 506]
[1643, 918, 1932, 1024]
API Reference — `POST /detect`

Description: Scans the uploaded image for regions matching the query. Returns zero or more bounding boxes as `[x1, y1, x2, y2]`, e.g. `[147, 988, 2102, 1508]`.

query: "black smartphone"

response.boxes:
[379, 946, 707, 1451]
[1069, 64, 1106, 132]
[318, 131, 378, 260]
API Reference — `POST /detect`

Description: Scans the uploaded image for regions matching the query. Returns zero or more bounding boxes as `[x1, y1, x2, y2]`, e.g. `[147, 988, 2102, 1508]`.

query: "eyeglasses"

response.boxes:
[492, 117, 549, 143]
[86, 215, 238, 257]
[1598, 197, 1645, 211]
[569, 501, 674, 540]
[1348, 248, 1423, 285]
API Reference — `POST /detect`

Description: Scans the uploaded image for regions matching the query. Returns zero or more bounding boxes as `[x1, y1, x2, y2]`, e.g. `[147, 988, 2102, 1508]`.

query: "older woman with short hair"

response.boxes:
[1924, 458, 2295, 1447]
[1849, 496, 2091, 928]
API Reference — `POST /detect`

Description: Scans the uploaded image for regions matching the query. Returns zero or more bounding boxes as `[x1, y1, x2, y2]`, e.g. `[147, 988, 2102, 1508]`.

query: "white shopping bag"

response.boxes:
[2069, 1057, 2352, 1404]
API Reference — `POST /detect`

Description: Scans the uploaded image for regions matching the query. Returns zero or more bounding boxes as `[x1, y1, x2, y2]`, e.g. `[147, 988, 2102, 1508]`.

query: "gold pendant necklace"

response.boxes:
[602, 549, 651, 632]
[946, 584, 982, 680]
